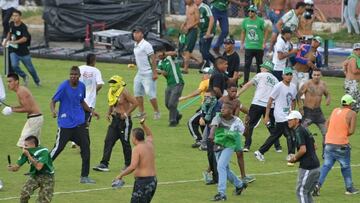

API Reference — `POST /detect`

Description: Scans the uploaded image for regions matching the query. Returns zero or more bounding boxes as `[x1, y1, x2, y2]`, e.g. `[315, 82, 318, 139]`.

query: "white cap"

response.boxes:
[353, 43, 360, 50]
[304, 0, 314, 4]
[286, 110, 302, 120]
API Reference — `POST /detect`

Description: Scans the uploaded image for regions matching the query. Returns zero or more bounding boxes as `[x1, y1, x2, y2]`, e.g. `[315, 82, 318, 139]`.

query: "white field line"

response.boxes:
[1, 163, 359, 201]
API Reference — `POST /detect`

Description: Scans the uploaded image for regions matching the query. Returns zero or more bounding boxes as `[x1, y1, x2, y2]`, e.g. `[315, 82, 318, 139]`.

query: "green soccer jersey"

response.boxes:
[17, 146, 55, 177]
[242, 16, 265, 50]
[199, 3, 215, 36]
[158, 56, 184, 87]
[210, 0, 228, 11]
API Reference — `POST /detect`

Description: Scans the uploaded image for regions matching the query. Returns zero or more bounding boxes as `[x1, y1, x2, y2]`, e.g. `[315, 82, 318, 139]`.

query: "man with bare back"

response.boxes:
[293, 36, 322, 92]
[93, 75, 138, 172]
[343, 43, 360, 113]
[115, 118, 157, 203]
[298, 69, 330, 156]
[267, 0, 291, 54]
[2, 73, 43, 147]
[181, 0, 200, 74]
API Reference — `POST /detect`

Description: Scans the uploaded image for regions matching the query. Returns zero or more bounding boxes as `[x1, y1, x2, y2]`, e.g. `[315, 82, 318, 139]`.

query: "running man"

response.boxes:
[237, 60, 281, 152]
[93, 76, 138, 172]
[254, 67, 297, 165]
[2, 73, 43, 147]
[287, 111, 320, 203]
[115, 118, 157, 203]
[313, 94, 359, 196]
[181, 0, 200, 74]
[50, 66, 99, 184]
[298, 69, 330, 157]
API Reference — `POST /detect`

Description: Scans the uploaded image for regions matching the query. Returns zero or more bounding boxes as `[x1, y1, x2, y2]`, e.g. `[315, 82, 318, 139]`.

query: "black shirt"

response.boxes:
[223, 51, 240, 78]
[209, 69, 229, 99]
[9, 22, 30, 56]
[295, 125, 320, 170]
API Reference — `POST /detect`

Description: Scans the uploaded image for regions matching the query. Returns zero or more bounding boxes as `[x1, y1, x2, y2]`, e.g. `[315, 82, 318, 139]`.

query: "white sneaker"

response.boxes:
[153, 112, 161, 120]
[0, 179, 3, 190]
[286, 154, 295, 161]
[254, 150, 265, 161]
[243, 147, 249, 152]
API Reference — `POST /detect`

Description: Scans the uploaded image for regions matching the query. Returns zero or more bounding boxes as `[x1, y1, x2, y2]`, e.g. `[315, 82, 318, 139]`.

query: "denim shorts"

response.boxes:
[134, 72, 157, 99]
[268, 10, 285, 33]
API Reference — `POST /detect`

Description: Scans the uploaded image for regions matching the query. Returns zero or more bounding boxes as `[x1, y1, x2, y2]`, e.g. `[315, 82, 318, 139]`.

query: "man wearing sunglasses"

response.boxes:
[240, 5, 269, 85]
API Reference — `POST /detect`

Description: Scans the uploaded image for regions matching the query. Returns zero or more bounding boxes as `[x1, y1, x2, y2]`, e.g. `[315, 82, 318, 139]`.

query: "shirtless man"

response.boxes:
[343, 43, 360, 113]
[298, 69, 330, 157]
[219, 83, 255, 183]
[293, 36, 322, 92]
[93, 75, 138, 172]
[267, 0, 292, 54]
[298, 0, 327, 43]
[2, 73, 43, 147]
[115, 118, 157, 203]
[181, 0, 200, 74]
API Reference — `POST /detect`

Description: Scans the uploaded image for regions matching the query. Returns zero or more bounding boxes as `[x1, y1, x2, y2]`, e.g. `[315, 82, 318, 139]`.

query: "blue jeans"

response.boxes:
[318, 144, 353, 189]
[344, 0, 360, 34]
[199, 35, 215, 66]
[212, 7, 228, 49]
[215, 147, 243, 195]
[10, 53, 40, 84]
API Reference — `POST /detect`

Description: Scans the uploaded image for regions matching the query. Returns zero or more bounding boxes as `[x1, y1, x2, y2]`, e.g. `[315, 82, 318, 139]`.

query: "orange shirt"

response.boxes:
[325, 107, 351, 145]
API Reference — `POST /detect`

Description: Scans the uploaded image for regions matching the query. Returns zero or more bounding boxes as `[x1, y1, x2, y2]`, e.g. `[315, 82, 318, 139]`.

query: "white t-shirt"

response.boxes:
[134, 39, 154, 75]
[0, 0, 18, 10]
[251, 72, 279, 108]
[281, 9, 299, 32]
[79, 65, 104, 108]
[0, 76, 5, 101]
[270, 82, 297, 122]
[272, 35, 292, 71]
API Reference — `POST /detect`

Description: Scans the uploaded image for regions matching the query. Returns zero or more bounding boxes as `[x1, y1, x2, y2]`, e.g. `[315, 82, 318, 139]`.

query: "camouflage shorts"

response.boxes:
[20, 174, 55, 203]
[344, 79, 360, 113]
[131, 176, 157, 203]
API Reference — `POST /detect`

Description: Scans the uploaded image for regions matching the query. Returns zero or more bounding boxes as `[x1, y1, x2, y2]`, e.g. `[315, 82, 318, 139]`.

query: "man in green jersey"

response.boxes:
[195, 0, 215, 67]
[240, 5, 269, 85]
[157, 49, 184, 127]
[8, 136, 55, 203]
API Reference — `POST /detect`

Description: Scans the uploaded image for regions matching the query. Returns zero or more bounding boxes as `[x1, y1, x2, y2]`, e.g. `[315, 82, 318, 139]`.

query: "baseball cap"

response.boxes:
[313, 36, 322, 44]
[260, 60, 274, 71]
[286, 111, 302, 120]
[341, 94, 356, 105]
[353, 43, 360, 50]
[248, 5, 258, 12]
[199, 67, 214, 74]
[304, 0, 314, 4]
[281, 26, 292, 34]
[224, 38, 235, 44]
[283, 67, 293, 75]
[132, 26, 144, 33]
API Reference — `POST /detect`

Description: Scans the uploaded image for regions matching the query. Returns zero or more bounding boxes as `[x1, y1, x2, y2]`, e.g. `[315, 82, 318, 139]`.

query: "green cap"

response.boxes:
[282, 67, 293, 75]
[341, 94, 356, 106]
[313, 36, 323, 44]
[260, 60, 274, 71]
[248, 5, 258, 12]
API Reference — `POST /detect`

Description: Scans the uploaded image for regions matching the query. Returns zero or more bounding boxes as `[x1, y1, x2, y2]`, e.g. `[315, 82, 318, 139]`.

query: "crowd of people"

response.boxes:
[0, 1, 360, 203]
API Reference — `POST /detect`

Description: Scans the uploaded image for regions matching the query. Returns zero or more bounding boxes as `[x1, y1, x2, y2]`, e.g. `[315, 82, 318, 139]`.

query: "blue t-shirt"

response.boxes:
[52, 80, 86, 128]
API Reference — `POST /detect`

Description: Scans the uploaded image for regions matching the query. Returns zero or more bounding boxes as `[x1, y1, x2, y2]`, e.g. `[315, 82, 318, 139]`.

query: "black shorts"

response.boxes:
[303, 107, 326, 124]
[131, 176, 157, 203]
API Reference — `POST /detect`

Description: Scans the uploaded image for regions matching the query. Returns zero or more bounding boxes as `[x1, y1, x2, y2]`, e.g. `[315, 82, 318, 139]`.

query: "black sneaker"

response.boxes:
[345, 186, 359, 195]
[212, 193, 226, 201]
[234, 182, 248, 195]
[312, 184, 320, 196]
[176, 114, 182, 123]
[93, 163, 110, 172]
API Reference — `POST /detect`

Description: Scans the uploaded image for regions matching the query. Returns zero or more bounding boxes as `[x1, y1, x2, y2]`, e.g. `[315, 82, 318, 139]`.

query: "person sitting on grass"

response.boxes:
[209, 101, 247, 201]
[157, 48, 184, 127]
[8, 136, 55, 203]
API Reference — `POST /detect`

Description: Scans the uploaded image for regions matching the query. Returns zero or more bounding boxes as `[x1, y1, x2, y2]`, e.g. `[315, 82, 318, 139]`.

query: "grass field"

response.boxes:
[0, 57, 359, 203]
